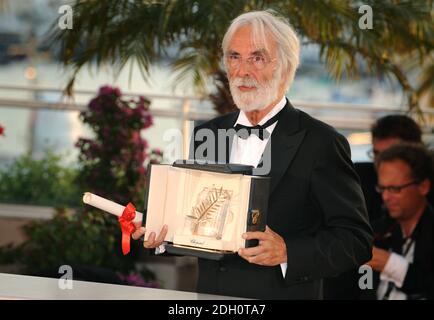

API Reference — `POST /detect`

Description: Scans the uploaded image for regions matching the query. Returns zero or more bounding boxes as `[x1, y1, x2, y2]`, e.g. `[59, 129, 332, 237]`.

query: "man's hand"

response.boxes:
[365, 246, 391, 272]
[238, 226, 287, 266]
[131, 224, 168, 249]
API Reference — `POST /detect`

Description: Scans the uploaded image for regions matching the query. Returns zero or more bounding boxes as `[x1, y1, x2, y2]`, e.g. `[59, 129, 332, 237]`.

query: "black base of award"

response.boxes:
[165, 243, 237, 261]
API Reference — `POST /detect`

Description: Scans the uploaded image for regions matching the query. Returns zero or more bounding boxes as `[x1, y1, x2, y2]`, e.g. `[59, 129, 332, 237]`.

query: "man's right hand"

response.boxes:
[132, 224, 168, 249]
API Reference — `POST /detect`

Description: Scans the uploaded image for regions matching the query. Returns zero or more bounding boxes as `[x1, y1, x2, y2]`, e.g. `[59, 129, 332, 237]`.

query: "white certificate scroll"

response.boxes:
[82, 192, 143, 224]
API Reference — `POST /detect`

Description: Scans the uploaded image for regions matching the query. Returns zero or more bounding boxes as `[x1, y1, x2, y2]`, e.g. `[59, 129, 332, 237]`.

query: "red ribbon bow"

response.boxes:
[118, 202, 137, 255]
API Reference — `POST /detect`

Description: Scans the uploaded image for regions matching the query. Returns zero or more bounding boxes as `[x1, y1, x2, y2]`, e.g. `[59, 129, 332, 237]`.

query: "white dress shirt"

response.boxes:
[377, 235, 414, 300]
[230, 95, 288, 278]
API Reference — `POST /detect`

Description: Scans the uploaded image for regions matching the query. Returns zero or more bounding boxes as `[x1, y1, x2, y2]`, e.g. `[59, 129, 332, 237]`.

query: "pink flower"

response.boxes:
[123, 107, 134, 117]
[0, 125, 4, 136]
[131, 132, 141, 143]
[99, 85, 113, 95]
[118, 272, 159, 288]
[98, 85, 122, 97]
[138, 166, 145, 176]
[114, 87, 122, 97]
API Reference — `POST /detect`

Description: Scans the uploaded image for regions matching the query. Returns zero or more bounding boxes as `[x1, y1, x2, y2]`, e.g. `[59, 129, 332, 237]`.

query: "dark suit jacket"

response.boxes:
[323, 162, 385, 300]
[190, 101, 373, 299]
[359, 205, 434, 300]
[354, 162, 386, 223]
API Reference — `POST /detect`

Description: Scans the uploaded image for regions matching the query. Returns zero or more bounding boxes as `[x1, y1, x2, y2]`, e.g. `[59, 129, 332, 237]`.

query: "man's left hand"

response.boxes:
[365, 246, 391, 272]
[238, 226, 287, 266]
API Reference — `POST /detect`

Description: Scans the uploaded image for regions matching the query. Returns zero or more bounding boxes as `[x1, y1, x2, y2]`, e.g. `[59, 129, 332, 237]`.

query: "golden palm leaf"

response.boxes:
[189, 186, 230, 234]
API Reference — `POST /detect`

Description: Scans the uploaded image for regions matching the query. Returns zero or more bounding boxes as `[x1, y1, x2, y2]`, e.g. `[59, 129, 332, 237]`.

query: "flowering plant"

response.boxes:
[0, 87, 163, 282]
[76, 85, 154, 208]
[73, 85, 159, 272]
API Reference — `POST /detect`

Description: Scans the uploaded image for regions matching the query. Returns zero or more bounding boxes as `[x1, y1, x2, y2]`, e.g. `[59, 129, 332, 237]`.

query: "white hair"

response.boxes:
[222, 10, 300, 92]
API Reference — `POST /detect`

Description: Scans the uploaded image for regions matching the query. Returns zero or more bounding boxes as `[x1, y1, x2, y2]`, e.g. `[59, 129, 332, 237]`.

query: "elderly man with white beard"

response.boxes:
[133, 10, 373, 300]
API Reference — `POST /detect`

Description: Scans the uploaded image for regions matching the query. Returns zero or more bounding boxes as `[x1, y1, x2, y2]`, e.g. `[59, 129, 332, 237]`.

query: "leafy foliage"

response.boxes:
[19, 210, 123, 274]
[0, 150, 80, 207]
[47, 0, 434, 112]
[0, 86, 159, 282]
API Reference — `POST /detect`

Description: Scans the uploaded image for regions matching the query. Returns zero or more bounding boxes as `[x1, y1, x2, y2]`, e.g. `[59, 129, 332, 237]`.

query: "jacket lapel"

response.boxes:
[212, 101, 305, 186]
[216, 111, 239, 163]
[412, 205, 433, 263]
[268, 101, 306, 195]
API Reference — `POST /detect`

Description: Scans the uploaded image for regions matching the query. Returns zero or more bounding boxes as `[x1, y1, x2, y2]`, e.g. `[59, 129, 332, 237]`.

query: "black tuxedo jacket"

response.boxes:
[354, 162, 386, 222]
[190, 101, 373, 299]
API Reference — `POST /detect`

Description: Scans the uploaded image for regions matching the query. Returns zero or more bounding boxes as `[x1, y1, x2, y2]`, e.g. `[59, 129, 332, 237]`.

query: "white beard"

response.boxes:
[229, 71, 281, 112]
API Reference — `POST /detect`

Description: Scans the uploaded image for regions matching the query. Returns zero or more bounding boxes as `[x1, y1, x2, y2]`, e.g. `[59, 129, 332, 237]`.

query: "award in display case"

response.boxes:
[144, 161, 270, 260]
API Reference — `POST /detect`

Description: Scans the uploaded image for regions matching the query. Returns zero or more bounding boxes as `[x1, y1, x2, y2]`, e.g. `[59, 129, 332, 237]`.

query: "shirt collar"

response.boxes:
[235, 96, 287, 126]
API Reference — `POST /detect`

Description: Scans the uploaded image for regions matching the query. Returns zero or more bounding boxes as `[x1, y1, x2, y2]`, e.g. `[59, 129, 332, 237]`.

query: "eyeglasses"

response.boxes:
[226, 53, 276, 70]
[375, 180, 421, 194]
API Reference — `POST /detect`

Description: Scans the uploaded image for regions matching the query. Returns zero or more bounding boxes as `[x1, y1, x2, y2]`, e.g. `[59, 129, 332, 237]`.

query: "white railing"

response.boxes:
[1, 84, 433, 158]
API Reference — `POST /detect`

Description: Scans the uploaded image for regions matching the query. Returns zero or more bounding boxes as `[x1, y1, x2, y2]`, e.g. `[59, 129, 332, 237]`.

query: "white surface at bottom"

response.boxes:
[0, 273, 245, 300]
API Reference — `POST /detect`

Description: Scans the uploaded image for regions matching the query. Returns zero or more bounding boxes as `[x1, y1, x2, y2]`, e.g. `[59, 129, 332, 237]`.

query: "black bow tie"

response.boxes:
[233, 107, 283, 140]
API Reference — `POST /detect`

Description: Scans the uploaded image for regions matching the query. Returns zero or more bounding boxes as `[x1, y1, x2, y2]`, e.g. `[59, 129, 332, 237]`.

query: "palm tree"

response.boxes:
[48, 0, 433, 113]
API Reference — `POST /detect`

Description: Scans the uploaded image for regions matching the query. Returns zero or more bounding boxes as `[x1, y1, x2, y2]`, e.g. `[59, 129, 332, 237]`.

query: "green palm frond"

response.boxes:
[47, 0, 434, 111]
[417, 63, 434, 108]
[47, 0, 160, 94]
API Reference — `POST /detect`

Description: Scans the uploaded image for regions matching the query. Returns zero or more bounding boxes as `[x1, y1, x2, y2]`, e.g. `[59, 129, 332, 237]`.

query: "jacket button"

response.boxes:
[219, 266, 227, 272]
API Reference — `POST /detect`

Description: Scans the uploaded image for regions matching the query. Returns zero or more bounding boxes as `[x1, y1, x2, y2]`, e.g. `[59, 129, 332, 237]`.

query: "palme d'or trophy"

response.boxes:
[83, 161, 270, 261]
[144, 161, 270, 260]
[186, 185, 233, 240]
